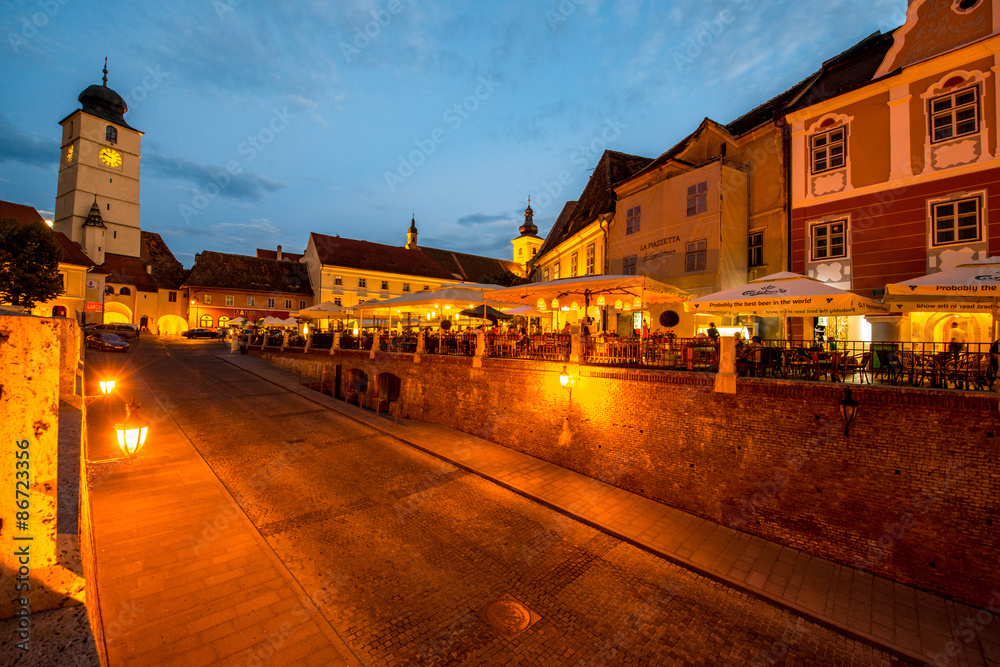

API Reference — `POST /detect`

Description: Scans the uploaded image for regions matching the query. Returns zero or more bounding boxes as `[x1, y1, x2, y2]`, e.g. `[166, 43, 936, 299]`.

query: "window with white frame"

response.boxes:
[586, 244, 595, 275]
[334, 276, 343, 286]
[685, 240, 707, 272]
[247, 296, 255, 307]
[299, 300, 305, 309]
[930, 87, 979, 143]
[810, 126, 846, 173]
[932, 195, 982, 246]
[811, 220, 847, 261]
[626, 206, 640, 235]
[622, 256, 637, 275]
[686, 183, 707, 216]
[267, 298, 275, 308]
[543, 268, 549, 281]
[570, 252, 578, 277]
[168, 291, 177, 302]
[225, 295, 234, 306]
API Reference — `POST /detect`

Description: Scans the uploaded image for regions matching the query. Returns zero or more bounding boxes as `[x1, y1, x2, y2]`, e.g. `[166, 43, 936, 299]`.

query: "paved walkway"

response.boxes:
[85, 355, 358, 666]
[223, 351, 999, 667]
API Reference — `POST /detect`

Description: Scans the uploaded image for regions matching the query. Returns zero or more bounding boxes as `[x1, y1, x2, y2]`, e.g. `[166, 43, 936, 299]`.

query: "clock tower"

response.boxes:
[54, 62, 143, 264]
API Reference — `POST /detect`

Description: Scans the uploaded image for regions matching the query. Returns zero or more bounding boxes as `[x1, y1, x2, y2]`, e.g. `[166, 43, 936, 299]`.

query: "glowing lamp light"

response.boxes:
[303, 324, 309, 334]
[614, 299, 623, 310]
[623, 302, 632, 311]
[551, 298, 559, 309]
[597, 295, 606, 306]
[353, 327, 360, 335]
[633, 297, 642, 307]
[99, 379, 116, 395]
[113, 398, 148, 458]
[839, 388, 860, 437]
[537, 298, 547, 311]
[559, 365, 574, 389]
[571, 302, 579, 311]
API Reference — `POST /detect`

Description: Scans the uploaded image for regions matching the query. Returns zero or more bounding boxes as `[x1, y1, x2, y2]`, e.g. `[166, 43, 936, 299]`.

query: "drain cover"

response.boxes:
[479, 594, 540, 640]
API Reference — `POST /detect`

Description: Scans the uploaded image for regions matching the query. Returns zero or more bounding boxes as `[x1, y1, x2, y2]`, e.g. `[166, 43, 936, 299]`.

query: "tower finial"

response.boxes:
[102, 57, 108, 86]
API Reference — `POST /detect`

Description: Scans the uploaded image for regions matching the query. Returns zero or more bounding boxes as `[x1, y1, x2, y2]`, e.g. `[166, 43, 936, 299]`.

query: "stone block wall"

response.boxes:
[260, 348, 999, 608]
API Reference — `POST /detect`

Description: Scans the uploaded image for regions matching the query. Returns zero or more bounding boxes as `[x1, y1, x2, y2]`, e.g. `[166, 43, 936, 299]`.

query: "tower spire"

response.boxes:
[102, 57, 108, 86]
[406, 214, 418, 249]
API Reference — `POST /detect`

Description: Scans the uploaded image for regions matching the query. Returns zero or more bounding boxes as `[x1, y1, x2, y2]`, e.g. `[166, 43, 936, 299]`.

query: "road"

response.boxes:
[120, 338, 893, 666]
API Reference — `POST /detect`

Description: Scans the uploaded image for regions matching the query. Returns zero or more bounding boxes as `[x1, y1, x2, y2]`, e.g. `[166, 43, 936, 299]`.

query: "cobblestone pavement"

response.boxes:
[138, 340, 897, 666]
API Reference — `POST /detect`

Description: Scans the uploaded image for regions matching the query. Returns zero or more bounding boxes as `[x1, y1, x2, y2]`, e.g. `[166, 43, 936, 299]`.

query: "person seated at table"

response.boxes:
[749, 335, 763, 347]
[562, 322, 571, 334]
[734, 331, 745, 355]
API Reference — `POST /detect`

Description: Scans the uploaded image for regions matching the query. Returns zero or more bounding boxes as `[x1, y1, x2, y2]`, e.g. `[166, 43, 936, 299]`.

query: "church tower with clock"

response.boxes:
[53, 62, 142, 265]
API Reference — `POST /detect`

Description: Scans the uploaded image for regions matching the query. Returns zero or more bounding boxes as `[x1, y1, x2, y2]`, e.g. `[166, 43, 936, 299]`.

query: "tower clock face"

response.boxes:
[99, 147, 122, 168]
[65, 145, 73, 163]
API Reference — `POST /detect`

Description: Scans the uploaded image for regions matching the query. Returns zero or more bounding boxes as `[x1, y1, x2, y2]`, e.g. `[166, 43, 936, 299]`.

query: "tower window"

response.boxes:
[106, 126, 117, 144]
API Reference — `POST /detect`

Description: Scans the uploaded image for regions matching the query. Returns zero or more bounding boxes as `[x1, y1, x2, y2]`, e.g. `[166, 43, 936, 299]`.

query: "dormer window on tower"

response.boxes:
[106, 125, 117, 144]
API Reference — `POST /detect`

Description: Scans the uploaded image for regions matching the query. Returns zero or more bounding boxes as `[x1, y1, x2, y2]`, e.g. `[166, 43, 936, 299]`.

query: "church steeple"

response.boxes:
[519, 198, 538, 236]
[406, 215, 418, 249]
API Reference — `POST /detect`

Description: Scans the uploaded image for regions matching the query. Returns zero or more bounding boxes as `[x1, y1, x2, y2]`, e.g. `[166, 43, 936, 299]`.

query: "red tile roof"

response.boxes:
[53, 232, 101, 270]
[184, 250, 312, 295]
[309, 233, 457, 281]
[0, 200, 45, 226]
[100, 253, 159, 292]
[256, 248, 304, 262]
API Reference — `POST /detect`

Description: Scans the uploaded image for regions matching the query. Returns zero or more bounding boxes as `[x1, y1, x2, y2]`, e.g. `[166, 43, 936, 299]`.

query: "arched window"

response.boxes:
[119, 287, 131, 295]
[52, 306, 67, 317]
[200, 314, 213, 328]
[106, 126, 117, 144]
[218, 316, 231, 328]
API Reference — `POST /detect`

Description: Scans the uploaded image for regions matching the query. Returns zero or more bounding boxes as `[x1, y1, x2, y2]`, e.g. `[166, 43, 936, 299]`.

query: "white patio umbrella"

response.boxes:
[502, 304, 545, 316]
[885, 256, 1000, 339]
[684, 272, 888, 338]
[356, 285, 513, 329]
[487, 275, 689, 309]
[228, 316, 248, 325]
[260, 316, 288, 327]
[293, 301, 353, 318]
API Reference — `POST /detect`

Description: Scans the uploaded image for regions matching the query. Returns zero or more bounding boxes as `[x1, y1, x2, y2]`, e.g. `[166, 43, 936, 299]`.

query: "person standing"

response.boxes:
[707, 322, 720, 340]
[949, 321, 967, 358]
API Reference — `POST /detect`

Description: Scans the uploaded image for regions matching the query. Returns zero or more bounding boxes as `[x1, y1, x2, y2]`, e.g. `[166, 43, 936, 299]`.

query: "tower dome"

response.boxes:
[77, 59, 134, 128]
[518, 198, 538, 236]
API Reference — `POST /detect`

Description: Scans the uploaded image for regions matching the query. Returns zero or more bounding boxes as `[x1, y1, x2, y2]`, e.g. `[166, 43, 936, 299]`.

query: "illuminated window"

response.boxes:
[168, 291, 177, 302]
[285, 299, 292, 309]
[267, 298, 275, 308]
[531, 247, 537, 256]
[403, 283, 411, 292]
[932, 196, 981, 246]
[586, 244, 595, 275]
[334, 276, 343, 286]
[225, 295, 234, 306]
[119, 287, 131, 295]
[553, 262, 561, 280]
[106, 126, 117, 144]
[219, 316, 230, 328]
[622, 256, 637, 275]
[203, 294, 212, 305]
[570, 252, 578, 277]
[358, 278, 366, 288]
[685, 239, 707, 272]
[810, 126, 847, 173]
[686, 182, 707, 216]
[543, 268, 550, 281]
[626, 206, 640, 235]
[247, 296, 255, 307]
[748, 231, 764, 268]
[381, 280, 389, 290]
[811, 221, 847, 260]
[200, 314, 212, 327]
[930, 87, 979, 143]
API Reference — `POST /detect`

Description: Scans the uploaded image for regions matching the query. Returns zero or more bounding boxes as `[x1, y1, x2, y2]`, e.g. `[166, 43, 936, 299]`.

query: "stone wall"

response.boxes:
[259, 348, 999, 608]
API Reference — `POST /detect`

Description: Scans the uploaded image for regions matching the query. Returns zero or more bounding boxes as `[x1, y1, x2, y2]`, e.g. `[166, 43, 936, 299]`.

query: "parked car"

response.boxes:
[86, 333, 130, 352]
[183, 328, 217, 339]
[84, 323, 139, 340]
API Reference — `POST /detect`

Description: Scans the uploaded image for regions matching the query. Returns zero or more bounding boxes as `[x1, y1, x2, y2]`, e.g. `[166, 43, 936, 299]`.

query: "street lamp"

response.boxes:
[839, 387, 859, 437]
[99, 379, 116, 395]
[114, 397, 149, 457]
[559, 365, 574, 389]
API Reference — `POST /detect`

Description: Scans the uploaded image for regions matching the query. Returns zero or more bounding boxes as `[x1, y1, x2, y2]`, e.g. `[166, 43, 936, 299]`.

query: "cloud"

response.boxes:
[456, 212, 514, 226]
[155, 217, 287, 265]
[144, 153, 285, 202]
[0, 115, 59, 168]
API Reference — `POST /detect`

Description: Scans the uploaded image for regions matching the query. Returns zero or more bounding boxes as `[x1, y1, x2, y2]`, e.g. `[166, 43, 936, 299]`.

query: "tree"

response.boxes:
[0, 217, 64, 309]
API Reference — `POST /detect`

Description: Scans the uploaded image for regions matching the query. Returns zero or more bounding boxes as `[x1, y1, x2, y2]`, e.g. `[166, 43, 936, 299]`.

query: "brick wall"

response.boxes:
[259, 348, 998, 608]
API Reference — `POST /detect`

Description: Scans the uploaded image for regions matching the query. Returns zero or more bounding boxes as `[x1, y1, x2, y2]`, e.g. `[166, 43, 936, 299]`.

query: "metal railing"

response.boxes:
[583, 336, 718, 371]
[485, 334, 571, 361]
[426, 332, 478, 357]
[310, 333, 334, 350]
[386, 335, 418, 353]
[735, 339, 997, 390]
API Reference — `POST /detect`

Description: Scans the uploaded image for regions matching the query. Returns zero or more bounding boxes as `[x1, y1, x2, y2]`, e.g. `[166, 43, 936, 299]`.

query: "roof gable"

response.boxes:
[184, 250, 312, 295]
[876, 0, 993, 77]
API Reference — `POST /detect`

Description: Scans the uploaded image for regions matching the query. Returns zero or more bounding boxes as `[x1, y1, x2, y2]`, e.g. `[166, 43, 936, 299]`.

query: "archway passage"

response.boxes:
[52, 305, 67, 317]
[157, 314, 187, 336]
[103, 300, 132, 324]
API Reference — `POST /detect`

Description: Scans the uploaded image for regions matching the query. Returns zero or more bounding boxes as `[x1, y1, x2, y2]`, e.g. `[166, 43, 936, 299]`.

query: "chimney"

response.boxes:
[277, 244, 283, 261]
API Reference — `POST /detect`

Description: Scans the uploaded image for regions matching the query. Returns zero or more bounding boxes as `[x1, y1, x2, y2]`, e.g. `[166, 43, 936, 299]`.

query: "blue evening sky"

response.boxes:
[0, 0, 906, 268]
